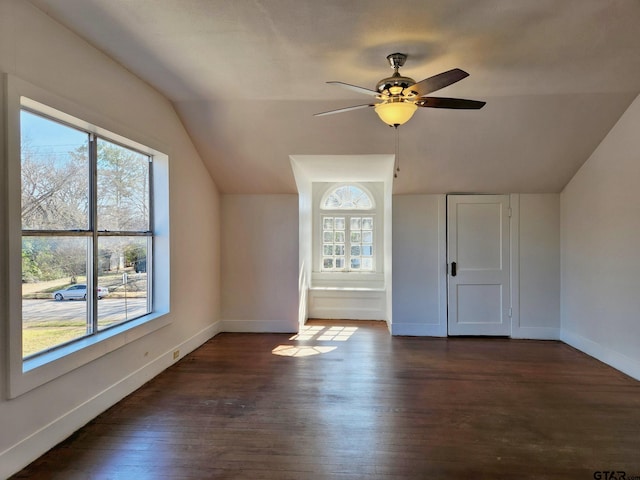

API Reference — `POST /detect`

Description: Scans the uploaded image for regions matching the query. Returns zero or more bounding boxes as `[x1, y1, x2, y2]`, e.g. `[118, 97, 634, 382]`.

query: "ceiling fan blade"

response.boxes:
[327, 81, 379, 96]
[409, 68, 470, 97]
[314, 104, 376, 117]
[416, 97, 486, 109]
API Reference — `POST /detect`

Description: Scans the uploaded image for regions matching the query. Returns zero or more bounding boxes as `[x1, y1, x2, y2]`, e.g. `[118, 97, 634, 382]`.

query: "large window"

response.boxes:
[320, 185, 375, 272]
[20, 109, 152, 358]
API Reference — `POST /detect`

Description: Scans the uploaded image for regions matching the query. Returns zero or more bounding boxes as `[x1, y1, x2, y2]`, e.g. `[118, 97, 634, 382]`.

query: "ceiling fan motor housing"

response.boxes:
[377, 53, 416, 95]
[376, 73, 416, 94]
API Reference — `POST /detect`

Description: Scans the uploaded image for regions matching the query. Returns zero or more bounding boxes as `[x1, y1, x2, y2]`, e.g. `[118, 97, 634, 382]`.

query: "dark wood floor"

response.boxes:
[12, 320, 640, 479]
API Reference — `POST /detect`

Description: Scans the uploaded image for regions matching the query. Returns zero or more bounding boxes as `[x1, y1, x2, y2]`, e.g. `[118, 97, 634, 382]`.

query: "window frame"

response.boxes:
[21, 109, 155, 358]
[5, 75, 171, 398]
[316, 183, 380, 274]
[320, 212, 376, 272]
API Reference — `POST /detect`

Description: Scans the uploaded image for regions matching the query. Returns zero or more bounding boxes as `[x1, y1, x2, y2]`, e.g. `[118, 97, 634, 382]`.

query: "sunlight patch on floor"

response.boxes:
[274, 324, 359, 357]
[318, 326, 358, 341]
[271, 345, 337, 357]
[290, 325, 324, 341]
[289, 325, 358, 342]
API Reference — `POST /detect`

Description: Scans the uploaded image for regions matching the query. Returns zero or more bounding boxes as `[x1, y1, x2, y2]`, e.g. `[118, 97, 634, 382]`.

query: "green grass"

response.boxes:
[23, 322, 130, 356]
[23, 324, 87, 357]
[26, 319, 86, 328]
[23, 318, 130, 356]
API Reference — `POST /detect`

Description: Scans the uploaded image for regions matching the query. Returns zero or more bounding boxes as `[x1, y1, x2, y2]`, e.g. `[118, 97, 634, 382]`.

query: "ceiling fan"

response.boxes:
[315, 53, 486, 127]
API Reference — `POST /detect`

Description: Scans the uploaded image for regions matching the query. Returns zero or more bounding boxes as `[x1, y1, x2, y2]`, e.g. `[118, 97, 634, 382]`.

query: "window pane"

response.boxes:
[322, 186, 372, 210]
[324, 193, 341, 209]
[97, 236, 150, 330]
[323, 258, 334, 269]
[320, 187, 376, 273]
[21, 111, 89, 230]
[323, 231, 333, 242]
[97, 139, 150, 231]
[22, 236, 89, 357]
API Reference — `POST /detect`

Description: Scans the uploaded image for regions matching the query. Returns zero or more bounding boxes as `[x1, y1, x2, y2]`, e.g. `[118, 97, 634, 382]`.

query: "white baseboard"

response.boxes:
[391, 322, 446, 337]
[391, 323, 560, 339]
[561, 329, 640, 381]
[0, 321, 221, 480]
[511, 326, 560, 340]
[221, 319, 297, 333]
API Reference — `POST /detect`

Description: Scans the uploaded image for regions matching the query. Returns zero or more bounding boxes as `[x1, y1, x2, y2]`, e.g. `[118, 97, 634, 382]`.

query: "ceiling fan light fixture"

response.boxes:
[315, 53, 484, 124]
[374, 101, 418, 126]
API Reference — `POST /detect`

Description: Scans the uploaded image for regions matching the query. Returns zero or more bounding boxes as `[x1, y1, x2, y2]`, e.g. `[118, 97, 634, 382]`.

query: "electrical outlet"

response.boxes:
[173, 350, 179, 360]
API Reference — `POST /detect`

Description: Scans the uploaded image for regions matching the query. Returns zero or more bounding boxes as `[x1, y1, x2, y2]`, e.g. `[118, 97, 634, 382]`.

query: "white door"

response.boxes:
[447, 195, 511, 336]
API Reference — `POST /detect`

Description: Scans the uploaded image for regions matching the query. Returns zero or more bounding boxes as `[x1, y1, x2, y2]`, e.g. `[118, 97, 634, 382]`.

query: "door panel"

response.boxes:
[457, 203, 502, 270]
[448, 195, 511, 336]
[457, 284, 503, 324]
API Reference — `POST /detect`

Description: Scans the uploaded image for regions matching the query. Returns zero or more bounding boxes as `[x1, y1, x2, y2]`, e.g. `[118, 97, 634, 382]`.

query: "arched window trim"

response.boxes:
[320, 183, 375, 211]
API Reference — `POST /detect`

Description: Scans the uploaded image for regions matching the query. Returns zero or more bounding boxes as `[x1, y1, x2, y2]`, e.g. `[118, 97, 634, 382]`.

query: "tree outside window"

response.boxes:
[20, 109, 153, 358]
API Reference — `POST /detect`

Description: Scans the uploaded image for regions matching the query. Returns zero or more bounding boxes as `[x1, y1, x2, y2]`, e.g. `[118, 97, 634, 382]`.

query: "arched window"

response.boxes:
[321, 185, 374, 210]
[320, 184, 375, 272]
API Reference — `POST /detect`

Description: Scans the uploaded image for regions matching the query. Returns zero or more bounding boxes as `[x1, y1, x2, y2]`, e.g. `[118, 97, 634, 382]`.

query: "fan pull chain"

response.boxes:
[394, 125, 400, 178]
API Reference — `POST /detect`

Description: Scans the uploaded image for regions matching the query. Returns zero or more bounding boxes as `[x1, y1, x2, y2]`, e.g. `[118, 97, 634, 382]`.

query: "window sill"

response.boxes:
[10, 311, 170, 399]
[311, 271, 385, 290]
[309, 286, 385, 292]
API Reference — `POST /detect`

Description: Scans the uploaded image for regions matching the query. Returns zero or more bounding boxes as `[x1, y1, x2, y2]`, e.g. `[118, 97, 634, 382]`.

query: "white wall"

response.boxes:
[392, 195, 447, 336]
[220, 194, 299, 332]
[0, 1, 221, 476]
[296, 181, 312, 329]
[561, 94, 640, 381]
[515, 194, 561, 339]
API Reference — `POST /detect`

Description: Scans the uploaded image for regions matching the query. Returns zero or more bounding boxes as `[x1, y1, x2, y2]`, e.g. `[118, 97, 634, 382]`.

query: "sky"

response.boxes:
[21, 110, 88, 161]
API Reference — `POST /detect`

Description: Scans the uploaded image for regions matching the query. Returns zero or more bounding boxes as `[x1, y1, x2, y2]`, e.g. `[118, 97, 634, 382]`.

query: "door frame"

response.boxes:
[444, 194, 520, 337]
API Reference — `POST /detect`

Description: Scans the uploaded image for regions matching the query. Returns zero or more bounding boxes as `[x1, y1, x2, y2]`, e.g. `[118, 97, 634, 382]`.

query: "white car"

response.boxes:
[52, 284, 109, 301]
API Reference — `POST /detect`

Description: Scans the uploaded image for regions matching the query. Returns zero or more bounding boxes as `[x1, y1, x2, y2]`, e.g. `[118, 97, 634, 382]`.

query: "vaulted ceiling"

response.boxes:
[28, 0, 640, 194]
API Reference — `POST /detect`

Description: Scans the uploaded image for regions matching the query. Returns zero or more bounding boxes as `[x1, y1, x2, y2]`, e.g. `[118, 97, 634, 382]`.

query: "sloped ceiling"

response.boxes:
[28, 0, 640, 194]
